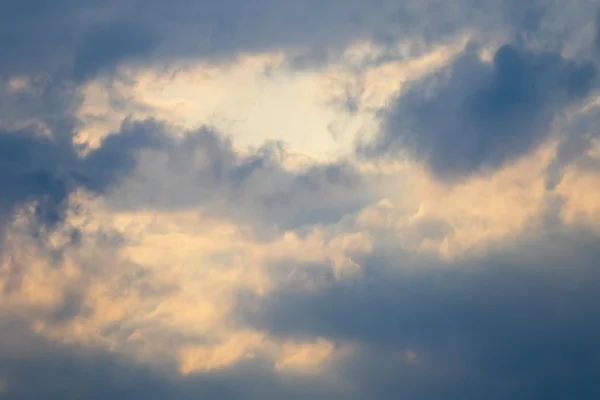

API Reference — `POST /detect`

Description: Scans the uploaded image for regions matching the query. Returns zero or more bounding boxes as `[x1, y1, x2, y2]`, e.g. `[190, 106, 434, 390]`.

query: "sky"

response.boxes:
[1, 0, 600, 399]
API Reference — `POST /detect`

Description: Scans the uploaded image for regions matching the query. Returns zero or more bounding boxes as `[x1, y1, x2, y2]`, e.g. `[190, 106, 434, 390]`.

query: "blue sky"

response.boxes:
[1, 0, 600, 399]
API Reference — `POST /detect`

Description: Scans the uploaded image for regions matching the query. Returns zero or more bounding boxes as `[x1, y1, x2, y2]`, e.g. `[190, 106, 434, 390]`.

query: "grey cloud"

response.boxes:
[0, 71, 365, 243]
[0, 77, 79, 128]
[0, 126, 78, 229]
[1, 1, 600, 399]
[596, 11, 600, 53]
[0, 118, 168, 236]
[238, 227, 600, 399]
[545, 105, 600, 189]
[362, 44, 597, 180]
[50, 290, 90, 323]
[2, 0, 599, 82]
[0, 66, 166, 237]
[0, 317, 351, 400]
[538, 10, 600, 186]
[105, 124, 371, 233]
[0, 117, 172, 296]
[77, 118, 169, 190]
[72, 20, 162, 83]
[0, 318, 182, 400]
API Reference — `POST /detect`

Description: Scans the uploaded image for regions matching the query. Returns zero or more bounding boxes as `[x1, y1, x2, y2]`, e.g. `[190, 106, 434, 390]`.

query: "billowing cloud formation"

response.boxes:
[0, 117, 166, 234]
[3, 220, 600, 399]
[241, 229, 600, 399]
[362, 44, 598, 179]
[1, 0, 600, 399]
[0, 320, 352, 400]
[105, 126, 369, 232]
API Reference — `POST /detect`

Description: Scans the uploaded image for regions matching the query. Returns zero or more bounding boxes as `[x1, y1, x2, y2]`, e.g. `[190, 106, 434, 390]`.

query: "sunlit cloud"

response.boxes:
[1, 1, 600, 399]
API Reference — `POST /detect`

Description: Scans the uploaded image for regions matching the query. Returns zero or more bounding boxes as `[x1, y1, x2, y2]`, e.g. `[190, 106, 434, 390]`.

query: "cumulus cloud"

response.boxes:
[104, 125, 370, 233]
[1, 0, 600, 399]
[239, 227, 600, 399]
[361, 43, 598, 180]
[0, 316, 352, 400]
[0, 117, 168, 238]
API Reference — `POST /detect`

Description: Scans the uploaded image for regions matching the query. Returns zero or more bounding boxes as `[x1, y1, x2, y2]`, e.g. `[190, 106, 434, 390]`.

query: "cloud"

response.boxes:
[105, 124, 371, 233]
[239, 227, 600, 399]
[0, 67, 169, 238]
[0, 317, 176, 400]
[0, 316, 353, 400]
[3, 0, 599, 82]
[361, 43, 597, 180]
[595, 11, 600, 53]
[1, 0, 600, 399]
[3, 179, 600, 399]
[72, 21, 162, 83]
[0, 117, 167, 236]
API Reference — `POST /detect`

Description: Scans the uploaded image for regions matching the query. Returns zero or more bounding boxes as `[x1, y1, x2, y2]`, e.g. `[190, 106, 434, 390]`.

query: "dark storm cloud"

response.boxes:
[361, 44, 598, 180]
[239, 228, 600, 399]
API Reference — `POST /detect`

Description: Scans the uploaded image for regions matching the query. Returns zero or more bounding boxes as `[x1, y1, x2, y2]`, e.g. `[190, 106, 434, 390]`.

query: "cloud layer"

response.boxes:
[1, 0, 600, 399]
